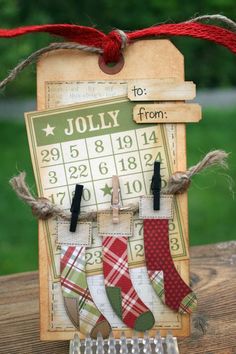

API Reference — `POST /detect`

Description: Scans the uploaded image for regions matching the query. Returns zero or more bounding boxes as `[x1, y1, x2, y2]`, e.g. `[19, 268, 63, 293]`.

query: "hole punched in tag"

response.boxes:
[151, 161, 161, 211]
[111, 175, 120, 224]
[70, 184, 83, 232]
[98, 54, 124, 75]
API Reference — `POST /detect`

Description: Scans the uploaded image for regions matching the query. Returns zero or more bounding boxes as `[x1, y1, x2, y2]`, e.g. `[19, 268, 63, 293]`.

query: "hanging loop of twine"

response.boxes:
[9, 150, 228, 222]
[0, 15, 236, 90]
[0, 42, 102, 91]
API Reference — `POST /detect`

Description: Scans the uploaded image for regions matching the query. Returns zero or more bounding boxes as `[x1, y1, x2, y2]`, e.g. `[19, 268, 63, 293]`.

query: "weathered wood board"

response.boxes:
[1, 242, 236, 353]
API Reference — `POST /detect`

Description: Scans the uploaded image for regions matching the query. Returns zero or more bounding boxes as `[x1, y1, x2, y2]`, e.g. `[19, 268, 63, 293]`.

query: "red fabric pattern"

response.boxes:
[103, 236, 153, 329]
[143, 219, 193, 312]
[0, 22, 234, 62]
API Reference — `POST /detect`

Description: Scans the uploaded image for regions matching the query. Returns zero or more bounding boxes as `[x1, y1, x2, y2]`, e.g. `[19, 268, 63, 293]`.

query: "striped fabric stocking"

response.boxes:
[102, 236, 155, 331]
[60, 245, 111, 338]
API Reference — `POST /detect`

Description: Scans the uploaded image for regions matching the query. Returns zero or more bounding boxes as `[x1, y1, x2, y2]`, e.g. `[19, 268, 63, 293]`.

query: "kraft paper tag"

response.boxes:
[97, 211, 133, 237]
[139, 195, 173, 219]
[56, 220, 92, 246]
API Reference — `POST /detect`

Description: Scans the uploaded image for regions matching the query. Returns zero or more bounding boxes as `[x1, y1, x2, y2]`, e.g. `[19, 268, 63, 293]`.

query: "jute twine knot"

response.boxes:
[167, 171, 191, 194]
[103, 30, 128, 63]
[31, 197, 55, 219]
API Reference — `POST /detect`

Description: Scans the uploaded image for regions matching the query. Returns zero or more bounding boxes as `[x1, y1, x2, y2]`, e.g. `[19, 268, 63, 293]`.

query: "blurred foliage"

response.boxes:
[0, 0, 235, 97]
[0, 1, 235, 275]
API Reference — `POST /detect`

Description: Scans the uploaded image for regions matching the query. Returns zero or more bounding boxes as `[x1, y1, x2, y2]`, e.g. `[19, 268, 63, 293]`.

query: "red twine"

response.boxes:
[0, 22, 235, 62]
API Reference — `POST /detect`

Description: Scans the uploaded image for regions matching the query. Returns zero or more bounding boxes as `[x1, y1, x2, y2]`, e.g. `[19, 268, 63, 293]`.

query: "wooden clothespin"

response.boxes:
[151, 161, 161, 210]
[70, 184, 83, 232]
[112, 175, 120, 224]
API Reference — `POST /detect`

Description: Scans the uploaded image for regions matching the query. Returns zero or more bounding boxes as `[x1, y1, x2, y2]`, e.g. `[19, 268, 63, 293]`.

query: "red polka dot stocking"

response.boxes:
[143, 219, 197, 314]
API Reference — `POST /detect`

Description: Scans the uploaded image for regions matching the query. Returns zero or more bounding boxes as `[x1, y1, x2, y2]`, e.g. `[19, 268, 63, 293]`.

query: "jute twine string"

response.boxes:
[187, 14, 236, 32]
[0, 43, 102, 91]
[0, 29, 128, 91]
[0, 14, 235, 91]
[163, 149, 229, 194]
[9, 150, 228, 221]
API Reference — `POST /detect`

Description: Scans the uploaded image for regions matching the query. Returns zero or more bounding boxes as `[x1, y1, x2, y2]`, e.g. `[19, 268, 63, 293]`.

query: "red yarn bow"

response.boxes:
[0, 22, 235, 62]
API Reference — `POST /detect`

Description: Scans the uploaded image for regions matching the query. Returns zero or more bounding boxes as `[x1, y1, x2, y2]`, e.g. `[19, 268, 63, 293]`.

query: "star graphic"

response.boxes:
[101, 183, 112, 197]
[42, 124, 55, 136]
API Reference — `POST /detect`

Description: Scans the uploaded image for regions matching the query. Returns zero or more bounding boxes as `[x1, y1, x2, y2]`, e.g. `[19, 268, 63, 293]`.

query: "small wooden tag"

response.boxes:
[128, 79, 196, 101]
[97, 211, 133, 237]
[133, 103, 201, 123]
[139, 195, 173, 219]
[56, 220, 92, 246]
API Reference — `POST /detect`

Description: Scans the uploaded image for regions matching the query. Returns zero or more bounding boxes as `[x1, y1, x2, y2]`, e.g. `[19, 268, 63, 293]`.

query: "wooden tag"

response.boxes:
[97, 211, 133, 237]
[56, 220, 92, 246]
[133, 103, 201, 123]
[139, 195, 173, 219]
[128, 79, 196, 101]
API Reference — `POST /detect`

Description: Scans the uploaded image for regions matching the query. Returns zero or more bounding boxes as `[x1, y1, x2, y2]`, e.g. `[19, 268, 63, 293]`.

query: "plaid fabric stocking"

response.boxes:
[143, 219, 197, 314]
[60, 245, 111, 338]
[102, 236, 155, 331]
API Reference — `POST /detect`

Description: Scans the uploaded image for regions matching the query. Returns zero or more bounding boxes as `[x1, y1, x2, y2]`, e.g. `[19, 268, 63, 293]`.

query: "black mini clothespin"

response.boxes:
[151, 161, 161, 210]
[70, 184, 83, 232]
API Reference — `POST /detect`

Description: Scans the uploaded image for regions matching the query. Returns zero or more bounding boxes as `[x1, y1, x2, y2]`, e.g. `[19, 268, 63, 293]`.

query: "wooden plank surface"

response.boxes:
[1, 241, 236, 353]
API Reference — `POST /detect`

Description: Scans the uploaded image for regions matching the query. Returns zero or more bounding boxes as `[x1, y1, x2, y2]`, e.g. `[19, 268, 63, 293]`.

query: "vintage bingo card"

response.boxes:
[25, 96, 188, 337]
[33, 39, 190, 340]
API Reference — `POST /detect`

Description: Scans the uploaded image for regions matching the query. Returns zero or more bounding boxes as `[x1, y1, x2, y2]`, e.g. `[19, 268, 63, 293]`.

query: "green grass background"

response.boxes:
[0, 107, 236, 275]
